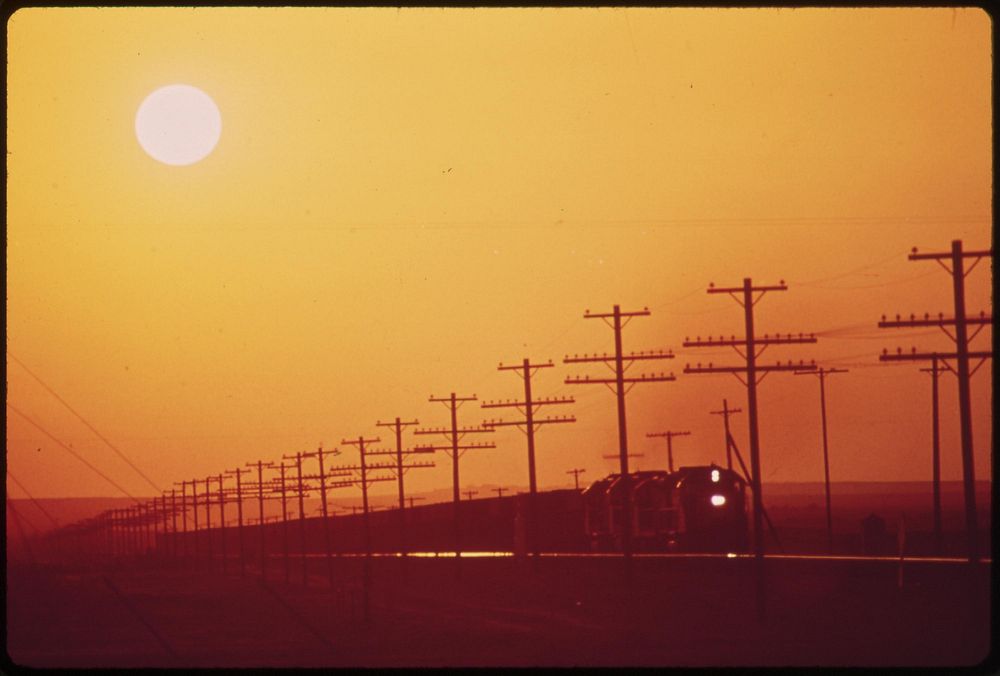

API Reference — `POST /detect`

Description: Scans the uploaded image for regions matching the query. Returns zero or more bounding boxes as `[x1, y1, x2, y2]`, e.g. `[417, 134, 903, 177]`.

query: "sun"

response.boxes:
[135, 84, 222, 166]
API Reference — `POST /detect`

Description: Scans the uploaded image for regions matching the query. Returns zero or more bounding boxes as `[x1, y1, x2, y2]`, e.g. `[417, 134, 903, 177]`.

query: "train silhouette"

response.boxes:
[582, 465, 750, 553]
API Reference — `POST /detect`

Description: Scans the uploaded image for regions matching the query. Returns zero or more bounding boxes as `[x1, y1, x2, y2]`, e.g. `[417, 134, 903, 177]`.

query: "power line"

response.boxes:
[6, 469, 61, 528]
[7, 402, 141, 504]
[7, 351, 161, 493]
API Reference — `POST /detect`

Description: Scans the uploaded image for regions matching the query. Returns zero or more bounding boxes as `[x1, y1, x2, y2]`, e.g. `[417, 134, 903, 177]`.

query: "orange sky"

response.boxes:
[6, 7, 992, 500]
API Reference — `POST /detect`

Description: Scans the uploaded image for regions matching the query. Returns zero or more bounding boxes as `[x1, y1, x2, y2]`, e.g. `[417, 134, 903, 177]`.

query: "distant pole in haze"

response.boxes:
[794, 367, 848, 554]
[463, 490, 478, 501]
[173, 480, 189, 560]
[190, 478, 200, 565]
[371, 417, 434, 558]
[484, 357, 575, 561]
[710, 399, 742, 472]
[407, 496, 425, 509]
[216, 474, 227, 574]
[416, 393, 496, 569]
[224, 466, 251, 577]
[282, 451, 310, 586]
[645, 430, 690, 473]
[247, 460, 277, 579]
[878, 240, 993, 563]
[169, 489, 178, 560]
[203, 477, 214, 568]
[683, 278, 817, 620]
[920, 356, 944, 554]
[565, 305, 676, 565]
[566, 468, 586, 491]
[301, 445, 341, 588]
[494, 487, 507, 499]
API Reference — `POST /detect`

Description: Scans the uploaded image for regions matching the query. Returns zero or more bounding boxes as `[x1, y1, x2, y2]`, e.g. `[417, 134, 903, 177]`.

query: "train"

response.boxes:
[582, 464, 749, 553]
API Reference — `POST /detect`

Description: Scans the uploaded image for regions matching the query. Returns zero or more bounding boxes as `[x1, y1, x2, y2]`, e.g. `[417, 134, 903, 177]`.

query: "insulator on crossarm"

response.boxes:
[881, 314, 886, 321]
[924, 313, 929, 320]
[895, 314, 901, 321]
[897, 347, 902, 354]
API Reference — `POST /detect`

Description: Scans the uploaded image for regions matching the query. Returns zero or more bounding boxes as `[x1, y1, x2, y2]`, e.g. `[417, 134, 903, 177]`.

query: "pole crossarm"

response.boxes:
[411, 442, 496, 453]
[564, 349, 674, 364]
[646, 431, 690, 439]
[483, 415, 576, 428]
[683, 334, 817, 347]
[565, 373, 676, 384]
[583, 307, 650, 319]
[414, 425, 492, 436]
[879, 349, 993, 362]
[909, 247, 992, 260]
[481, 396, 575, 409]
[878, 313, 991, 328]
[684, 360, 816, 374]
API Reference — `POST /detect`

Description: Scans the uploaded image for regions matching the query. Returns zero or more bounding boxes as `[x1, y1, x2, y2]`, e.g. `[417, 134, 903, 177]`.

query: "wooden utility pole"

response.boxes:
[683, 278, 817, 620]
[710, 399, 742, 472]
[215, 474, 227, 573]
[246, 460, 277, 579]
[301, 446, 343, 588]
[483, 357, 575, 560]
[416, 393, 496, 565]
[371, 417, 435, 557]
[463, 490, 478, 501]
[566, 468, 586, 491]
[920, 356, 944, 553]
[794, 367, 848, 553]
[645, 430, 690, 473]
[878, 240, 992, 563]
[224, 467, 251, 577]
[564, 305, 676, 563]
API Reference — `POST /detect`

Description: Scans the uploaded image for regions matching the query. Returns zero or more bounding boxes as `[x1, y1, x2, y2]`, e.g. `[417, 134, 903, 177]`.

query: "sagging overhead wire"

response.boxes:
[6, 402, 141, 505]
[7, 351, 162, 493]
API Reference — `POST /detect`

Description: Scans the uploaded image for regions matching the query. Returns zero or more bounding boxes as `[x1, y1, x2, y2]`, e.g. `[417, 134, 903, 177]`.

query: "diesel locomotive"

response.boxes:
[582, 464, 749, 553]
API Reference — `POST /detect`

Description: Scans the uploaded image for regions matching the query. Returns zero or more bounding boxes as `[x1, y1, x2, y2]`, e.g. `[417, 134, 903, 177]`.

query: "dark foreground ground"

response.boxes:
[5, 553, 992, 668]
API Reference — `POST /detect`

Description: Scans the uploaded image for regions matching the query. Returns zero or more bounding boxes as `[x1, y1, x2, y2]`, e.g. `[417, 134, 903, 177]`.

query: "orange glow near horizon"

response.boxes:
[6, 8, 992, 500]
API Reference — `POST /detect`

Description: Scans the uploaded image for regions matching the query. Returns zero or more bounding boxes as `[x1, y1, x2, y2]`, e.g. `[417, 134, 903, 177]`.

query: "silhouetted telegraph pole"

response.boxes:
[483, 357, 575, 561]
[416, 393, 496, 565]
[169, 489, 178, 559]
[224, 466, 251, 577]
[339, 436, 385, 559]
[566, 468, 586, 491]
[274, 461, 294, 584]
[564, 305, 676, 563]
[407, 496, 425, 509]
[202, 476, 214, 568]
[683, 278, 816, 620]
[301, 445, 344, 589]
[371, 417, 435, 557]
[710, 399, 742, 471]
[645, 430, 689, 473]
[172, 481, 189, 559]
[878, 240, 993, 563]
[215, 474, 227, 573]
[920, 356, 944, 553]
[794, 367, 847, 553]
[494, 487, 507, 498]
[463, 490, 478, 501]
[246, 460, 278, 579]
[282, 451, 311, 586]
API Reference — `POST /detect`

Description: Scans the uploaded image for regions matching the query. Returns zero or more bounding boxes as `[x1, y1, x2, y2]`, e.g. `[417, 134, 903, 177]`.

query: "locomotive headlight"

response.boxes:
[711, 469, 720, 483]
[710, 494, 726, 507]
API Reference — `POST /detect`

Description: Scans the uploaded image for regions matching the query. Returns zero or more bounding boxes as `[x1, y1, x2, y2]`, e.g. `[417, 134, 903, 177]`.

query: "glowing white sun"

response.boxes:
[135, 84, 221, 166]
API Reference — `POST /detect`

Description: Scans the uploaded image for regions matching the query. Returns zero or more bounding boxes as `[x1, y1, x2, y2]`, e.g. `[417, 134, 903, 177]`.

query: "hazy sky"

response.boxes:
[6, 8, 992, 501]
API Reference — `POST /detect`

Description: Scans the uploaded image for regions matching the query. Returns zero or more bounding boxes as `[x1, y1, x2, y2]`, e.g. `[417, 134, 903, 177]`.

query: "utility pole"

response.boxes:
[168, 489, 178, 560]
[224, 466, 251, 577]
[494, 487, 507, 499]
[416, 393, 496, 566]
[203, 477, 214, 568]
[645, 430, 690, 473]
[683, 278, 817, 620]
[340, 436, 383, 559]
[878, 240, 992, 563]
[566, 468, 586, 491]
[710, 399, 742, 472]
[483, 357, 575, 561]
[172, 481, 188, 560]
[794, 367, 848, 553]
[407, 496, 425, 509]
[246, 460, 277, 579]
[282, 451, 311, 586]
[463, 490, 478, 501]
[920, 356, 944, 554]
[372, 417, 435, 557]
[190, 478, 200, 565]
[564, 305, 676, 563]
[216, 474, 227, 574]
[275, 462, 293, 584]
[301, 445, 343, 589]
